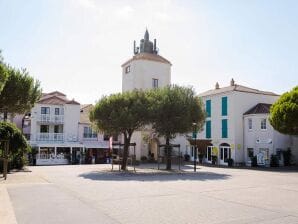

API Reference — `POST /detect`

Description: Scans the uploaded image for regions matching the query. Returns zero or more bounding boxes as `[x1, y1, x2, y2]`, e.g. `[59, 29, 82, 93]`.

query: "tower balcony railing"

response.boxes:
[37, 114, 64, 124]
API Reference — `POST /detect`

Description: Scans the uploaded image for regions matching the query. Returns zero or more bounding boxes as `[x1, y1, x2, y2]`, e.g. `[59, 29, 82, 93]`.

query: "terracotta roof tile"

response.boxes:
[38, 91, 80, 105]
[121, 52, 171, 67]
[198, 84, 278, 97]
[38, 95, 68, 105]
[66, 99, 80, 105]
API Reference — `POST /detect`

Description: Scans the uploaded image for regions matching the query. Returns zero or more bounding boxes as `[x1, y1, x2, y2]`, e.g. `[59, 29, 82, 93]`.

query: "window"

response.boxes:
[125, 65, 130, 73]
[261, 118, 267, 130]
[222, 119, 228, 138]
[206, 121, 211, 139]
[247, 148, 254, 158]
[54, 125, 63, 133]
[221, 96, 228, 116]
[83, 127, 97, 138]
[55, 108, 60, 115]
[248, 118, 252, 130]
[40, 125, 49, 133]
[206, 100, 211, 117]
[152, 78, 158, 88]
[103, 134, 110, 141]
[41, 107, 50, 114]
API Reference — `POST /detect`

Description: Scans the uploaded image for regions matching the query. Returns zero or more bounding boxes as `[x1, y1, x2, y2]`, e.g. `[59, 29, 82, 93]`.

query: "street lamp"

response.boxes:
[192, 122, 197, 172]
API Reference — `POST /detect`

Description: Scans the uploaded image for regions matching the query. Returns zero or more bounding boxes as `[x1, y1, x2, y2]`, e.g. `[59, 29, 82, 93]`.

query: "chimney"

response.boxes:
[215, 82, 219, 89]
[230, 78, 235, 86]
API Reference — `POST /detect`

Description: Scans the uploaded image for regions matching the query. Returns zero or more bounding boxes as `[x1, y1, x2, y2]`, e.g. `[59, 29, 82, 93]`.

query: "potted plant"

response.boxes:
[198, 153, 204, 164]
[211, 155, 217, 165]
[227, 158, 234, 167]
[270, 154, 279, 167]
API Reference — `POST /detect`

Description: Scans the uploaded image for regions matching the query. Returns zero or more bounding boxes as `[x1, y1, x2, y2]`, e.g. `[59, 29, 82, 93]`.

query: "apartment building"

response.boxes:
[29, 91, 82, 165]
[196, 79, 294, 166]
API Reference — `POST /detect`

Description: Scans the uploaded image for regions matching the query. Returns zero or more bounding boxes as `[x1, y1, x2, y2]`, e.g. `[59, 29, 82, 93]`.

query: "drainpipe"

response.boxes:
[242, 115, 245, 165]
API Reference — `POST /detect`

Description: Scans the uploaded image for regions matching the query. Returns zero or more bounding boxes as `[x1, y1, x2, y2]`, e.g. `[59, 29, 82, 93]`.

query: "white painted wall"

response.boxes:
[122, 59, 171, 92]
[64, 104, 80, 142]
[197, 89, 280, 164]
[244, 113, 292, 165]
[30, 103, 80, 144]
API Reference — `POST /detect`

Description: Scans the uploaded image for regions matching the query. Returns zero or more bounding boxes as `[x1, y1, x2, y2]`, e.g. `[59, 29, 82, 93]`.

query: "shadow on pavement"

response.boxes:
[78, 170, 231, 182]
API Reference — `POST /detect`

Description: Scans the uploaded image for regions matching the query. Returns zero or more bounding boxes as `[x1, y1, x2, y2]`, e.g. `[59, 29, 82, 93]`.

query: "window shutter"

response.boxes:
[206, 100, 211, 117]
[222, 97, 228, 116]
[222, 119, 228, 138]
[206, 121, 211, 139]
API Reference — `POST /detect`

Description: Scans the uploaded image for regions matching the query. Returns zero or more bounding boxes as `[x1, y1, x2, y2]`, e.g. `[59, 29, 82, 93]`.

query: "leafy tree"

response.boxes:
[0, 51, 8, 93]
[0, 122, 29, 170]
[269, 86, 298, 135]
[90, 90, 150, 170]
[149, 85, 205, 170]
[0, 66, 42, 120]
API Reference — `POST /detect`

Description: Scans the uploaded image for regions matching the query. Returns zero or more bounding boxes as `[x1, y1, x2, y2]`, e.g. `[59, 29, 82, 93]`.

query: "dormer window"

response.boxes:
[125, 65, 130, 73]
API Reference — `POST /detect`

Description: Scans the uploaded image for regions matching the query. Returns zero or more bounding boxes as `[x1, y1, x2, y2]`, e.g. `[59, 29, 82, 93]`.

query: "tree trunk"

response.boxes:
[121, 136, 131, 171]
[166, 137, 172, 170]
[3, 110, 8, 121]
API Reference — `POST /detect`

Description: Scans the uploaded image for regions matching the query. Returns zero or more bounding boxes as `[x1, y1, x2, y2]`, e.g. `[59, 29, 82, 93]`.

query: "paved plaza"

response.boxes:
[1, 164, 298, 224]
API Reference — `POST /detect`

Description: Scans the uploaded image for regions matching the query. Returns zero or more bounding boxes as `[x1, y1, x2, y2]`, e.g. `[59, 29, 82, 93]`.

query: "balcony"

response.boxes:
[37, 114, 64, 124]
[83, 133, 98, 141]
[36, 133, 64, 142]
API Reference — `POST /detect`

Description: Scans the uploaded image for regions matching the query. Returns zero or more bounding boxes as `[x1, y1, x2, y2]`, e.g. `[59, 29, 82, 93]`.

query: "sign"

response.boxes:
[212, 147, 218, 156]
[257, 152, 265, 166]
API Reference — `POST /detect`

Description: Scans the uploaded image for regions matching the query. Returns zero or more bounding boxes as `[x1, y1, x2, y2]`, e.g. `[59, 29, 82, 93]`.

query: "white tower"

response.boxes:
[122, 29, 171, 92]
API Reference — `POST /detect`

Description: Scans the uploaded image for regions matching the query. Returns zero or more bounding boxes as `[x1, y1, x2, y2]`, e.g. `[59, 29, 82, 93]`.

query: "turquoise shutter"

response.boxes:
[222, 97, 228, 116]
[206, 100, 211, 117]
[222, 119, 228, 138]
[206, 121, 211, 139]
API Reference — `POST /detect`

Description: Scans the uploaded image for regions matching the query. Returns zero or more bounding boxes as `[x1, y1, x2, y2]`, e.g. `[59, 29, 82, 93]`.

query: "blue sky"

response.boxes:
[0, 0, 297, 103]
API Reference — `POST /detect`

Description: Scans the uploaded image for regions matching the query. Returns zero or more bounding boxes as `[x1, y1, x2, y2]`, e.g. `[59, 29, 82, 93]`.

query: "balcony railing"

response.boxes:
[37, 114, 64, 123]
[83, 133, 98, 141]
[36, 133, 64, 142]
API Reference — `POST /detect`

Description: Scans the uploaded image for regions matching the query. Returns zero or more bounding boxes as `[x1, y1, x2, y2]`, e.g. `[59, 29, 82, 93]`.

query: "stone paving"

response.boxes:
[1, 164, 298, 224]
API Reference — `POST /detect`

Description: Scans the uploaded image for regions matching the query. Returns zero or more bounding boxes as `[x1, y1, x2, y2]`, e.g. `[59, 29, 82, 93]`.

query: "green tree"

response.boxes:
[0, 51, 9, 93]
[0, 122, 29, 170]
[90, 90, 150, 170]
[269, 86, 298, 135]
[149, 85, 205, 170]
[0, 66, 42, 120]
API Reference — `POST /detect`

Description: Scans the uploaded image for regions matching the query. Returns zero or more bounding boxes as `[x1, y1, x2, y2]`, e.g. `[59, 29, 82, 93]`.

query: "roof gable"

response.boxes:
[38, 95, 68, 105]
[198, 84, 278, 97]
[243, 103, 272, 115]
[121, 52, 171, 67]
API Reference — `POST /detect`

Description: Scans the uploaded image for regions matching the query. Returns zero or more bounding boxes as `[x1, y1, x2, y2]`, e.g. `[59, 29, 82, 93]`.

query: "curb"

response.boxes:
[0, 185, 17, 224]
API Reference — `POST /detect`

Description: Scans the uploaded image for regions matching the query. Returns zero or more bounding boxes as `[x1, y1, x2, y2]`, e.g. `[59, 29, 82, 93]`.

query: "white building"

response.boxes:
[122, 29, 171, 92]
[196, 79, 295, 166]
[29, 91, 83, 165]
[121, 29, 173, 160]
[28, 92, 114, 165]
[243, 103, 292, 166]
[78, 104, 114, 164]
